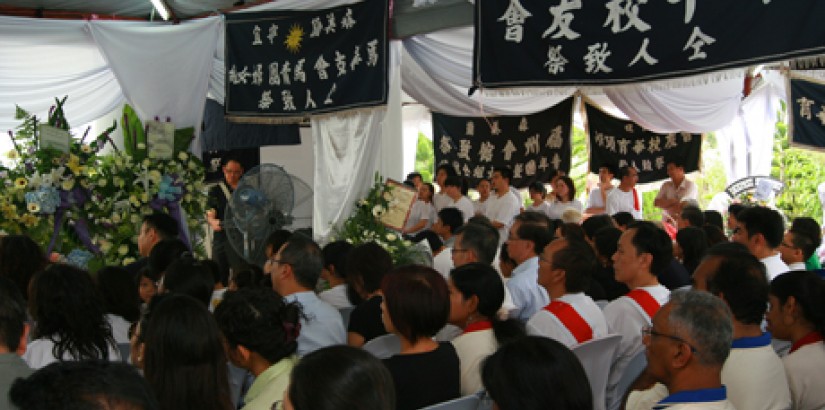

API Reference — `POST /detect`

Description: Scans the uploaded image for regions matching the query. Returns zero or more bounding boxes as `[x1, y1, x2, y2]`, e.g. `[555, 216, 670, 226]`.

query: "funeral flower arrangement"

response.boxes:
[333, 173, 428, 266]
[0, 97, 207, 270]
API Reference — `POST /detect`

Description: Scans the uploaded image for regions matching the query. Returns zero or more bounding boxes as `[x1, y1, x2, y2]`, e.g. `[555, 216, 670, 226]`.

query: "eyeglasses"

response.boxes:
[641, 325, 698, 353]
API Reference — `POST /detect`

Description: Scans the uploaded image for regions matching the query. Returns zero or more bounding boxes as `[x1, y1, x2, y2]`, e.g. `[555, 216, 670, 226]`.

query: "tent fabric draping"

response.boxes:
[0, 16, 124, 135]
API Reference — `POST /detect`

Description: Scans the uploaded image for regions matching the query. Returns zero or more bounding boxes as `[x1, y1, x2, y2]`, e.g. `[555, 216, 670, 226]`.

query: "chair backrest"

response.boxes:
[362, 333, 401, 359]
[610, 348, 648, 410]
[420, 392, 486, 410]
[572, 333, 622, 410]
[338, 306, 355, 329]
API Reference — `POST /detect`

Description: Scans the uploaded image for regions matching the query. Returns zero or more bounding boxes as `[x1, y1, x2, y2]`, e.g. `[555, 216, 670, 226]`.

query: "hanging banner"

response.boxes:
[474, 1, 825, 88]
[789, 76, 825, 151]
[433, 97, 574, 189]
[586, 102, 701, 184]
[225, 0, 389, 119]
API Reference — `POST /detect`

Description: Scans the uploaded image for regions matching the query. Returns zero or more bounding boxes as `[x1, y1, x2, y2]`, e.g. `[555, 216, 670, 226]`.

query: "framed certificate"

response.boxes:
[39, 125, 70, 153]
[379, 179, 417, 231]
[146, 120, 175, 159]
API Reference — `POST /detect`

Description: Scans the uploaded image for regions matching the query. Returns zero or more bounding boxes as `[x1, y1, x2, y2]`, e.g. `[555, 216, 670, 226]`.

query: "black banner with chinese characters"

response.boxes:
[585, 102, 701, 184]
[432, 98, 574, 189]
[474, 1, 825, 87]
[225, 0, 388, 118]
[789, 76, 825, 151]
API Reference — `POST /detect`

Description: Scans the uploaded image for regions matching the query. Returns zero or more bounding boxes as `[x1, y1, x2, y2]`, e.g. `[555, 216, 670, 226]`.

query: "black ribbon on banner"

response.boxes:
[433, 98, 574, 189]
[474, 1, 825, 88]
[789, 76, 825, 151]
[225, 0, 388, 118]
[585, 102, 701, 184]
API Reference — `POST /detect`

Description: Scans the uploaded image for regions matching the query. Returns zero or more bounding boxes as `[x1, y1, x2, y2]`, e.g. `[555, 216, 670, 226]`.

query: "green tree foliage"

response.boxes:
[415, 132, 434, 183]
[772, 107, 825, 220]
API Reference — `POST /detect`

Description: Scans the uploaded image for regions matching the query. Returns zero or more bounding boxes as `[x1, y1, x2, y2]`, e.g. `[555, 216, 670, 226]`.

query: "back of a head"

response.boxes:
[515, 211, 552, 229]
[770, 271, 825, 337]
[790, 217, 822, 260]
[680, 205, 705, 228]
[346, 242, 393, 295]
[0, 234, 47, 300]
[231, 266, 264, 289]
[381, 265, 449, 342]
[593, 227, 622, 261]
[265, 229, 293, 255]
[675, 227, 708, 271]
[702, 224, 728, 247]
[143, 213, 179, 240]
[558, 223, 586, 242]
[322, 241, 354, 279]
[96, 266, 142, 323]
[438, 207, 464, 233]
[667, 290, 733, 367]
[703, 210, 724, 231]
[29, 264, 113, 361]
[289, 345, 395, 410]
[163, 257, 216, 307]
[612, 211, 635, 228]
[582, 215, 616, 241]
[627, 221, 673, 275]
[9, 360, 160, 410]
[449, 263, 522, 344]
[705, 243, 768, 325]
[140, 294, 231, 410]
[553, 239, 598, 293]
[214, 287, 301, 364]
[147, 238, 189, 277]
[279, 234, 323, 290]
[482, 336, 592, 410]
[455, 223, 499, 265]
[0, 276, 27, 352]
[736, 206, 786, 248]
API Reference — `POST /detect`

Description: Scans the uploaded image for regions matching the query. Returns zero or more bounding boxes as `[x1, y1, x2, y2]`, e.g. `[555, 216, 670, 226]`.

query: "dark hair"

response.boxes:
[201, 259, 225, 288]
[736, 206, 785, 248]
[443, 175, 462, 188]
[702, 224, 728, 247]
[612, 211, 635, 227]
[789, 217, 822, 260]
[515, 210, 552, 229]
[322, 241, 354, 280]
[411, 230, 444, 254]
[381, 265, 449, 342]
[0, 234, 48, 300]
[265, 229, 293, 255]
[163, 257, 216, 307]
[450, 263, 525, 344]
[704, 242, 769, 325]
[494, 166, 513, 181]
[703, 210, 724, 231]
[422, 182, 435, 199]
[528, 181, 547, 197]
[680, 205, 705, 228]
[406, 172, 422, 181]
[728, 203, 746, 219]
[0, 276, 27, 351]
[482, 336, 593, 410]
[231, 266, 264, 289]
[557, 223, 586, 243]
[140, 294, 233, 410]
[454, 223, 500, 265]
[675, 227, 708, 275]
[554, 176, 577, 202]
[436, 164, 457, 178]
[278, 235, 323, 290]
[214, 288, 301, 364]
[593, 227, 622, 265]
[581, 215, 616, 241]
[288, 345, 395, 410]
[438, 207, 464, 234]
[618, 165, 636, 179]
[29, 264, 115, 361]
[552, 239, 598, 293]
[96, 266, 141, 323]
[515, 222, 554, 256]
[770, 270, 825, 337]
[627, 221, 673, 274]
[9, 360, 160, 410]
[142, 213, 179, 240]
[147, 238, 189, 278]
[346, 242, 393, 296]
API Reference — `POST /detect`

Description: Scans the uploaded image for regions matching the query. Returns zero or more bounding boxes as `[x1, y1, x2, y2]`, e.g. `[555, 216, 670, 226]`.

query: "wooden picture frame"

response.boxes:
[379, 178, 417, 231]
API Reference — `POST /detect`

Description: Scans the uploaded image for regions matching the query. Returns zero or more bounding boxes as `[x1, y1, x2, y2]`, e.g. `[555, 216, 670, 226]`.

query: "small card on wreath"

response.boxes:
[39, 125, 70, 153]
[379, 179, 417, 232]
[146, 121, 175, 159]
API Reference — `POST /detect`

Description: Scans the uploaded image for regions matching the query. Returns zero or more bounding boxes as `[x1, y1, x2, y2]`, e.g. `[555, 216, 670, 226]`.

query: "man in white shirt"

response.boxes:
[473, 179, 492, 216]
[485, 167, 521, 245]
[731, 206, 789, 280]
[654, 161, 698, 222]
[442, 176, 474, 223]
[585, 165, 615, 216]
[433, 164, 456, 211]
[603, 221, 672, 408]
[505, 212, 552, 322]
[527, 237, 608, 348]
[779, 217, 821, 271]
[606, 166, 643, 220]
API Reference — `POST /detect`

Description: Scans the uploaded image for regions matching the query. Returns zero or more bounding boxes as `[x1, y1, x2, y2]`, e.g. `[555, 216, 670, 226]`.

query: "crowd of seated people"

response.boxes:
[2, 165, 825, 410]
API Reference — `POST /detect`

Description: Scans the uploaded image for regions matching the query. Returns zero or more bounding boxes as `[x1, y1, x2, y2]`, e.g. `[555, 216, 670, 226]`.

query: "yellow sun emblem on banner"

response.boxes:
[284, 24, 304, 53]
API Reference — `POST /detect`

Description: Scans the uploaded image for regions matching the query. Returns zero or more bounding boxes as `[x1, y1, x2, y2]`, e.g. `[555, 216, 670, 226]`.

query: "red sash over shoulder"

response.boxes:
[626, 289, 661, 320]
[545, 300, 593, 344]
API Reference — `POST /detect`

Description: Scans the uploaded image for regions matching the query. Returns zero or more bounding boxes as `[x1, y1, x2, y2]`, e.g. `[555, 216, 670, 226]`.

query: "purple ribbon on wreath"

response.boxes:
[150, 175, 192, 250]
[47, 187, 101, 255]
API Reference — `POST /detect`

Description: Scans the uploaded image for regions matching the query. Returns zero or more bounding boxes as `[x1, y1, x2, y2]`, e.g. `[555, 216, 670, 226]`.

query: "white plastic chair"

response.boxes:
[572, 333, 622, 410]
[610, 348, 648, 410]
[362, 333, 402, 359]
[420, 391, 488, 410]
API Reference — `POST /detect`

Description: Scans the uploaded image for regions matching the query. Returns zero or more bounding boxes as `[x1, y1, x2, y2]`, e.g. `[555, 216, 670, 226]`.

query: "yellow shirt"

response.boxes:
[242, 356, 298, 410]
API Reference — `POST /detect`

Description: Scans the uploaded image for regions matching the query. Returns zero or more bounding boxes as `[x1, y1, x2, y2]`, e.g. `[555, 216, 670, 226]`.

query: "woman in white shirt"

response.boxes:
[402, 183, 436, 236]
[547, 176, 583, 221]
[526, 181, 552, 217]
